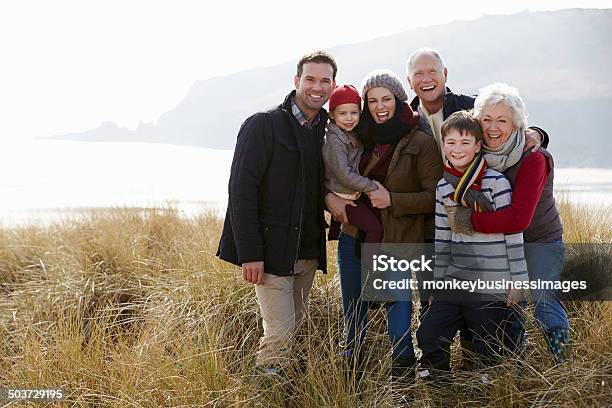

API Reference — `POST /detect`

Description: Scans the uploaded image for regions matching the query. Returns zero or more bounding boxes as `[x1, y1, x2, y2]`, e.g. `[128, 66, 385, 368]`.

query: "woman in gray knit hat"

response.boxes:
[325, 69, 443, 388]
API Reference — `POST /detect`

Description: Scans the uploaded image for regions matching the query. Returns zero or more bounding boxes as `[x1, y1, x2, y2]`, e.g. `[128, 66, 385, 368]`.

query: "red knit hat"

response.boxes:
[329, 84, 361, 112]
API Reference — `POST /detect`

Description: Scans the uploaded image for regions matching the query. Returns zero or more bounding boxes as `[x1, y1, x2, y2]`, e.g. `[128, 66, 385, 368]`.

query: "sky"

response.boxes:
[1, 0, 611, 144]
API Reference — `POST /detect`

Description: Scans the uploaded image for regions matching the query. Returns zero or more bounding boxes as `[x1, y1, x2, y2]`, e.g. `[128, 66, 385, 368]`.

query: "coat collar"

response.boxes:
[326, 122, 351, 145]
[281, 90, 329, 125]
[409, 86, 452, 113]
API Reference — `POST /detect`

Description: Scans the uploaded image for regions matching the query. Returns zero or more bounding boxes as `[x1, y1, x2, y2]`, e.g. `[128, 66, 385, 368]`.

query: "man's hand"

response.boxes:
[506, 287, 524, 307]
[325, 192, 356, 224]
[366, 181, 391, 209]
[524, 128, 543, 153]
[242, 261, 264, 285]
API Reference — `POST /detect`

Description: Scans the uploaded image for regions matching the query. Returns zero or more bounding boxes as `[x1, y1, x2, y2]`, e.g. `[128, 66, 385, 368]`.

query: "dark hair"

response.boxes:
[357, 96, 406, 152]
[296, 50, 337, 80]
[441, 110, 483, 143]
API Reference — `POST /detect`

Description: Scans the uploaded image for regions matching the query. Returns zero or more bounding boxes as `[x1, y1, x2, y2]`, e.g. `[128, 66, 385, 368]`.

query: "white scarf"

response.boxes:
[483, 128, 525, 172]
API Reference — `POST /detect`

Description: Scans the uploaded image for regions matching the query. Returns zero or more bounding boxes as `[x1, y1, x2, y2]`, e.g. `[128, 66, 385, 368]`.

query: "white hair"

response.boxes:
[472, 83, 528, 129]
[406, 48, 445, 76]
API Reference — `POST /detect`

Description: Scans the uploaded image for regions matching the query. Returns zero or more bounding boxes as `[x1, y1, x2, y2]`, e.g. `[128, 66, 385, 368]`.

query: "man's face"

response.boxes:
[407, 53, 448, 107]
[294, 63, 335, 117]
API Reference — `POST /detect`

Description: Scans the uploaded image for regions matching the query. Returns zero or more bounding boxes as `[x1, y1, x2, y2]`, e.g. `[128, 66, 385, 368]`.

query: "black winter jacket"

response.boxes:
[216, 91, 328, 276]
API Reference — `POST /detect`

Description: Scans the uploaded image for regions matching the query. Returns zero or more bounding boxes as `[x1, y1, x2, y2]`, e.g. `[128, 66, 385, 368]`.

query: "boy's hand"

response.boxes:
[506, 287, 524, 306]
[243, 261, 264, 284]
[325, 192, 356, 224]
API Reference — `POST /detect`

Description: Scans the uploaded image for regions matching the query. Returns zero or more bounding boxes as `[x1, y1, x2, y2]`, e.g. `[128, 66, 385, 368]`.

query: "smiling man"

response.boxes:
[407, 48, 549, 161]
[217, 50, 336, 375]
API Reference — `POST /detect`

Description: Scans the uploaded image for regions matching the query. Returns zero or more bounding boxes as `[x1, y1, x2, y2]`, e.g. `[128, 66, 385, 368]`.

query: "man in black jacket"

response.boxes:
[217, 50, 336, 374]
[406, 47, 548, 155]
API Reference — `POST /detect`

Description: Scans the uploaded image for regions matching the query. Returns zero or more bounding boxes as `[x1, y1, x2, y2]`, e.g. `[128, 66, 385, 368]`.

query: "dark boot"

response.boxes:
[546, 327, 571, 365]
[391, 355, 416, 382]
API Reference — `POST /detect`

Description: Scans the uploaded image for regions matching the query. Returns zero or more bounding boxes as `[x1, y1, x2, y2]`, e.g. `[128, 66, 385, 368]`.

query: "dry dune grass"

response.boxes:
[0, 202, 611, 407]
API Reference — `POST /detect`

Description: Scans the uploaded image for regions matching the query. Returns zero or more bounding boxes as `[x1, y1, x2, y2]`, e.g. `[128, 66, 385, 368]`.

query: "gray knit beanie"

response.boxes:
[361, 69, 408, 102]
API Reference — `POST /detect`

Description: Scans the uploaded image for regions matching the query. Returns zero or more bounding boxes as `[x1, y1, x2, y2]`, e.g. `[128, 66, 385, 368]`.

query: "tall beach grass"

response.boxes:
[0, 201, 610, 407]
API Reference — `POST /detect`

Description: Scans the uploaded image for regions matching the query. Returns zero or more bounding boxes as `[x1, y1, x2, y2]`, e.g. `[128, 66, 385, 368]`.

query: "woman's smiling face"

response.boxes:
[480, 102, 517, 149]
[367, 87, 396, 124]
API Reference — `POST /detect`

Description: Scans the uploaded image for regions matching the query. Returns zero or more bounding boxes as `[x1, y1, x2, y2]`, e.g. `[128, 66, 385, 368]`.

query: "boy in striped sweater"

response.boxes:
[417, 111, 528, 380]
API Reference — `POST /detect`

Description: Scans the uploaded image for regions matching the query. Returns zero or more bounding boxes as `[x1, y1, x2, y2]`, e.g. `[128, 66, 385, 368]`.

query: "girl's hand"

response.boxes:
[367, 181, 391, 209]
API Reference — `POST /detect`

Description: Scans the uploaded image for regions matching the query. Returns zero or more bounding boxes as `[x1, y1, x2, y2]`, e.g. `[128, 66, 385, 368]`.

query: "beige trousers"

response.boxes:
[254, 258, 318, 367]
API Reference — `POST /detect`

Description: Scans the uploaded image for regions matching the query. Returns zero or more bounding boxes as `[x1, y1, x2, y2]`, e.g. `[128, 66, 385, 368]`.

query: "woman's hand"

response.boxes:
[366, 181, 391, 209]
[325, 192, 356, 224]
[524, 128, 542, 152]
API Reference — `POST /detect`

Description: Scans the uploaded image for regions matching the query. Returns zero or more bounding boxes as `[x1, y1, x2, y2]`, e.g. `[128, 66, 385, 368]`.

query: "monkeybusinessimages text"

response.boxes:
[370, 254, 587, 293]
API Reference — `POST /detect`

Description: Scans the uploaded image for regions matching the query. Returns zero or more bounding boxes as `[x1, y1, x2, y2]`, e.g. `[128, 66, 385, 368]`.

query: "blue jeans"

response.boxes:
[337, 233, 414, 360]
[525, 239, 569, 331]
[497, 240, 570, 359]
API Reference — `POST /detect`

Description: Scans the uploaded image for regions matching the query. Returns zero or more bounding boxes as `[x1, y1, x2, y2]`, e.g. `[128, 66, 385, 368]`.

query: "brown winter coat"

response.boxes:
[341, 127, 443, 243]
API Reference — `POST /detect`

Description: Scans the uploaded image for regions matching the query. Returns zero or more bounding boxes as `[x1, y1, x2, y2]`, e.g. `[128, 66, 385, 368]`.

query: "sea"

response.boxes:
[1, 140, 610, 227]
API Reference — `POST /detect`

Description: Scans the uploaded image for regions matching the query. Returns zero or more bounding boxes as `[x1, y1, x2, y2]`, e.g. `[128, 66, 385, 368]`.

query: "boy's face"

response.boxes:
[442, 129, 481, 172]
[329, 103, 360, 132]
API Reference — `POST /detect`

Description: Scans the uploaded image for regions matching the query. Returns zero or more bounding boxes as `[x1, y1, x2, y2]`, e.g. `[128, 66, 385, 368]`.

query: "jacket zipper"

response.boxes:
[294, 140, 307, 264]
[294, 199, 304, 265]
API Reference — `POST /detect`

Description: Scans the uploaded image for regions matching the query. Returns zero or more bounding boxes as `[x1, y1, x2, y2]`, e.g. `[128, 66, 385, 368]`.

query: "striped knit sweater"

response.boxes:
[435, 168, 528, 295]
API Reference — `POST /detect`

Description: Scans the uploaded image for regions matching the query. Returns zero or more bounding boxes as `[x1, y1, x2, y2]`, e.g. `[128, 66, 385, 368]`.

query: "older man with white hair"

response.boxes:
[406, 47, 548, 158]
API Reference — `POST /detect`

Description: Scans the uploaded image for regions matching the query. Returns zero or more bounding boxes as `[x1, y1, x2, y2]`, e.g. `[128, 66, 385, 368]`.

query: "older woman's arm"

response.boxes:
[471, 152, 548, 234]
[388, 138, 443, 217]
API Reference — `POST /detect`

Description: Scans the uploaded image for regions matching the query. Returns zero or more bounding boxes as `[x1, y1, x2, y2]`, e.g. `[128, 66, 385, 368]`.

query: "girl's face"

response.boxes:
[329, 103, 360, 132]
[367, 87, 396, 124]
[480, 102, 517, 149]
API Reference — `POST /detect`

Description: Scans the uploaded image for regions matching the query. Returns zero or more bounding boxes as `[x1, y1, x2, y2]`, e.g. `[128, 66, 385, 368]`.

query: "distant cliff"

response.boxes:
[48, 9, 612, 168]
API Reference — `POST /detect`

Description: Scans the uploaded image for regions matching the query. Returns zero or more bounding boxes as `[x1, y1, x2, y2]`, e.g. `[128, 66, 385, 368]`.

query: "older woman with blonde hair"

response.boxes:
[448, 82, 570, 365]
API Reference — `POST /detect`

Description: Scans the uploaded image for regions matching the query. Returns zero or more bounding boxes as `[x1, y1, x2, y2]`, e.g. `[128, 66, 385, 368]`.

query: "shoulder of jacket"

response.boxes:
[325, 123, 351, 144]
[411, 127, 438, 148]
[445, 90, 475, 108]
